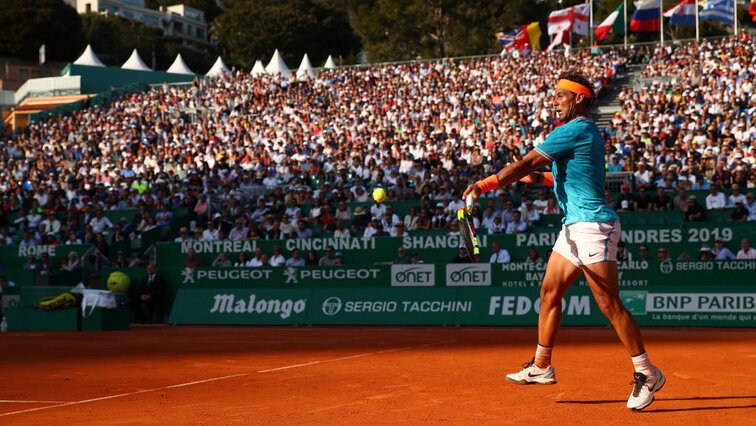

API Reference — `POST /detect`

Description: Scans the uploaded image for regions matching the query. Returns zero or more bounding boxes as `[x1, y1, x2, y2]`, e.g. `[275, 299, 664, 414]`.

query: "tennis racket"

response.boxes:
[457, 194, 480, 263]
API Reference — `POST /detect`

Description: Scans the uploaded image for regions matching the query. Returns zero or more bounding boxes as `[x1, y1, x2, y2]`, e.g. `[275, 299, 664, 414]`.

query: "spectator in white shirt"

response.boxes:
[486, 214, 506, 234]
[248, 247, 267, 266]
[234, 252, 248, 267]
[249, 199, 270, 223]
[446, 194, 465, 216]
[40, 212, 61, 234]
[382, 213, 398, 236]
[705, 185, 726, 210]
[403, 207, 419, 231]
[174, 227, 192, 242]
[634, 162, 651, 187]
[285, 248, 306, 266]
[506, 211, 528, 234]
[712, 239, 736, 260]
[533, 191, 549, 213]
[202, 221, 219, 240]
[736, 238, 756, 259]
[727, 184, 747, 208]
[489, 241, 511, 263]
[284, 204, 302, 219]
[370, 201, 387, 221]
[27, 210, 43, 230]
[89, 210, 114, 234]
[268, 246, 286, 266]
[19, 231, 37, 246]
[520, 200, 541, 224]
[0, 228, 13, 245]
[334, 221, 351, 238]
[334, 201, 353, 221]
[363, 219, 378, 239]
[746, 193, 756, 221]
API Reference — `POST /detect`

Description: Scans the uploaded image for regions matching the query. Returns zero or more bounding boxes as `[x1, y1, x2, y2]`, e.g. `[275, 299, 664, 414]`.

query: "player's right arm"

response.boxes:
[463, 150, 552, 201]
[464, 124, 576, 201]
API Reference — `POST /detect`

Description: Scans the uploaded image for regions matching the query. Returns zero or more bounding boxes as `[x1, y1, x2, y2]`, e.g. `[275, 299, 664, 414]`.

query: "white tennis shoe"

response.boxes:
[506, 357, 557, 385]
[626, 366, 666, 411]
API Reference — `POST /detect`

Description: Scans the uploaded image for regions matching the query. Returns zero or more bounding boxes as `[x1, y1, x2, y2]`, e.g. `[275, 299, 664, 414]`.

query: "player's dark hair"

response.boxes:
[558, 71, 595, 110]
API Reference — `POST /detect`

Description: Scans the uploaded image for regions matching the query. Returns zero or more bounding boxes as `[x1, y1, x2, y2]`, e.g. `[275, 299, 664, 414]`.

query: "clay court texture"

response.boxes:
[1, 326, 756, 425]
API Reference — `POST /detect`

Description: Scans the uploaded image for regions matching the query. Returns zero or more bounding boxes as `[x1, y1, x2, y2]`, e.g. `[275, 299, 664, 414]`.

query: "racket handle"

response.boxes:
[465, 194, 474, 212]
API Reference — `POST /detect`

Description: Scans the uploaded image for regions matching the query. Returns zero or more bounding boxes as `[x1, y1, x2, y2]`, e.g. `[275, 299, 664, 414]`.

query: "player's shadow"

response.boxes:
[556, 395, 756, 413]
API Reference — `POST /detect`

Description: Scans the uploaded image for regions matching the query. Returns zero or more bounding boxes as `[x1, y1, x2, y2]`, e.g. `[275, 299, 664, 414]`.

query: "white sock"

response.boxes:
[631, 352, 654, 376]
[534, 344, 552, 369]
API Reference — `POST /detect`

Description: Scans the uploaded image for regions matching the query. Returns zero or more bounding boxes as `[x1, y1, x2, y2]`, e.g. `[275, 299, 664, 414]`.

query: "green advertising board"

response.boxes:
[118, 260, 756, 327]
[155, 222, 756, 266]
[0, 244, 92, 269]
[169, 285, 756, 328]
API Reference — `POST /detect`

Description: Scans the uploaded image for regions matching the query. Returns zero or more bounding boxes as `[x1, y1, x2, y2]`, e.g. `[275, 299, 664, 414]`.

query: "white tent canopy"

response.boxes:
[205, 56, 230, 77]
[265, 49, 291, 78]
[166, 53, 194, 75]
[73, 44, 105, 67]
[296, 54, 316, 80]
[121, 49, 150, 71]
[250, 60, 267, 77]
[323, 55, 337, 69]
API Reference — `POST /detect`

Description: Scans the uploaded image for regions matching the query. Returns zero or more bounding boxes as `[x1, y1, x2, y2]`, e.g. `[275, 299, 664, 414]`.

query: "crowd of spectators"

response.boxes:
[602, 37, 756, 194]
[0, 36, 755, 268]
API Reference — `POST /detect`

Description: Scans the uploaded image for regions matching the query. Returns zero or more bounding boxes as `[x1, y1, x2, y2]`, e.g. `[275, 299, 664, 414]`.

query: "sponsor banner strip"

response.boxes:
[169, 286, 756, 328]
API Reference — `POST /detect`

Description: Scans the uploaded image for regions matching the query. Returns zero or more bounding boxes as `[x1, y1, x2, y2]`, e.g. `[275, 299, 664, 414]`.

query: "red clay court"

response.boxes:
[1, 326, 756, 425]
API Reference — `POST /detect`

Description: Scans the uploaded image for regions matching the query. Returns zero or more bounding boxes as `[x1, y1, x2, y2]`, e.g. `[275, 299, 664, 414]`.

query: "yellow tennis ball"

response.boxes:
[107, 271, 131, 293]
[372, 187, 387, 203]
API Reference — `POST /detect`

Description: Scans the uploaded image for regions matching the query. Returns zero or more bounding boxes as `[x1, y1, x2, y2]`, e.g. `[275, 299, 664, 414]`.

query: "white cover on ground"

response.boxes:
[296, 54, 316, 80]
[166, 54, 194, 75]
[121, 49, 151, 71]
[251, 60, 267, 76]
[206, 56, 230, 77]
[323, 55, 337, 69]
[265, 49, 291, 78]
[73, 45, 105, 67]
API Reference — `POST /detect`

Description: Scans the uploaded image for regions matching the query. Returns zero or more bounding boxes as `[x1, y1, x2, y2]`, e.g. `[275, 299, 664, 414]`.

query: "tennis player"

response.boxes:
[463, 72, 664, 411]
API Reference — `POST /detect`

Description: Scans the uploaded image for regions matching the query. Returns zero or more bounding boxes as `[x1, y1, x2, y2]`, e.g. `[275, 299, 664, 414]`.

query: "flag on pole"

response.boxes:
[596, 2, 626, 41]
[664, 0, 697, 26]
[546, 31, 567, 52]
[548, 3, 590, 35]
[630, 0, 661, 31]
[498, 22, 543, 52]
[750, 0, 756, 21]
[496, 29, 521, 50]
[700, 0, 734, 23]
[523, 22, 542, 51]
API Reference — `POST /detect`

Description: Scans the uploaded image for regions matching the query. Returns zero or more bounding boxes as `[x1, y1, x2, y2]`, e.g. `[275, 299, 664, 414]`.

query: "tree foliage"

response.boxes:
[0, 0, 82, 61]
[348, 0, 558, 62]
[213, 0, 362, 69]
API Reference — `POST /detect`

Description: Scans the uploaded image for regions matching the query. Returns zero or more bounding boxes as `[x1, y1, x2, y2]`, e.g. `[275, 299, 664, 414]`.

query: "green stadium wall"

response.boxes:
[62, 64, 195, 94]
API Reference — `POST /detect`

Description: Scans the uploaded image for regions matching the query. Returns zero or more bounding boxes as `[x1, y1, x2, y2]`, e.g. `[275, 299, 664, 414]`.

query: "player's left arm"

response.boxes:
[520, 171, 554, 187]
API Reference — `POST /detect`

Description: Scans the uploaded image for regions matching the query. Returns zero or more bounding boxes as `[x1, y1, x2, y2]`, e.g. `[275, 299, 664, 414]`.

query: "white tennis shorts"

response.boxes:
[552, 220, 621, 267]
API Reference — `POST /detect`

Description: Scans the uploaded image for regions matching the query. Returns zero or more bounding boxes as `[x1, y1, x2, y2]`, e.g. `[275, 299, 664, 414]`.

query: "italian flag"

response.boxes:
[595, 2, 625, 42]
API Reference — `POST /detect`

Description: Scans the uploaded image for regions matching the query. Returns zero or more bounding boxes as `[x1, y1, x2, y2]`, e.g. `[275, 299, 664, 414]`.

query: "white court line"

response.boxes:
[0, 339, 453, 418]
[0, 400, 69, 404]
[257, 361, 323, 373]
[164, 373, 247, 389]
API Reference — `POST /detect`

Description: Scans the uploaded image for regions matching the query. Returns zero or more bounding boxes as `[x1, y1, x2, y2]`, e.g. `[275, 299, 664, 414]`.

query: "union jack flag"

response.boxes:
[496, 29, 523, 51]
